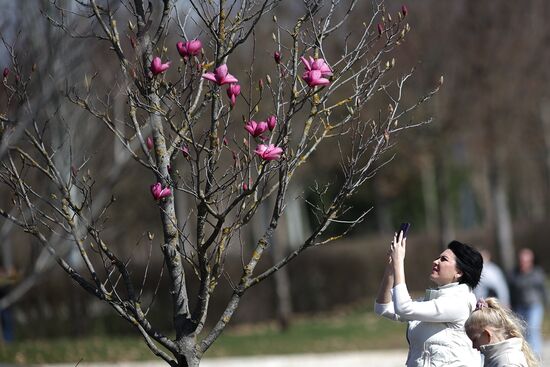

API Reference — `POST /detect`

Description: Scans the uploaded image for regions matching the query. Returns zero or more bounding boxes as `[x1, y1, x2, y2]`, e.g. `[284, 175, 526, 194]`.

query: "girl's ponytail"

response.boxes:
[466, 297, 539, 367]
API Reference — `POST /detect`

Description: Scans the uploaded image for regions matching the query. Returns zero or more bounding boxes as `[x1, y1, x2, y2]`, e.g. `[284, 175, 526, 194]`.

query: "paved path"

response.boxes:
[12, 341, 550, 367]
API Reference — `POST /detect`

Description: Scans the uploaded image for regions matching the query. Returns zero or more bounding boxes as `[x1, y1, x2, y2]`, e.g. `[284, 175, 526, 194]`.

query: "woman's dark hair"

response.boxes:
[447, 240, 483, 289]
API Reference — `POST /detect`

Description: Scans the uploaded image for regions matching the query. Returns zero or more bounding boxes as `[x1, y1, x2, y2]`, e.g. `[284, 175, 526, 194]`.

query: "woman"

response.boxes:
[375, 233, 483, 367]
[465, 297, 538, 367]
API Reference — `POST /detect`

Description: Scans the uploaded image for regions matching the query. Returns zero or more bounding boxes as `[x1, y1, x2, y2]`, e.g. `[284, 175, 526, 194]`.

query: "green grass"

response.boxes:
[207, 310, 407, 357]
[0, 307, 407, 364]
[3, 307, 549, 365]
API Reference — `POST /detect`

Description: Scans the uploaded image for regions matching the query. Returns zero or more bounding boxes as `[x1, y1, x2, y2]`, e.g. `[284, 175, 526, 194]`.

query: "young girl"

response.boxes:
[465, 297, 539, 367]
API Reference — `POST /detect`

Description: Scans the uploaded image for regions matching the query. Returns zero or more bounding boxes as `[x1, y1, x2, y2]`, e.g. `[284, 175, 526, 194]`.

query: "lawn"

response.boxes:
[2, 306, 549, 365]
[0, 307, 407, 364]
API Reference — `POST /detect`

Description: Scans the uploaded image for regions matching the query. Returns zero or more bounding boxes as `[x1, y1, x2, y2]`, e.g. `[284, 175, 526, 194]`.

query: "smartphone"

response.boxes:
[397, 222, 411, 238]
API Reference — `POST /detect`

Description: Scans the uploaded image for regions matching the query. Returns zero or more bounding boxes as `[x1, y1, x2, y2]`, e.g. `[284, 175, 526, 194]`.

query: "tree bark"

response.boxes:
[419, 154, 438, 232]
[435, 152, 455, 249]
[540, 101, 550, 215]
[487, 150, 515, 273]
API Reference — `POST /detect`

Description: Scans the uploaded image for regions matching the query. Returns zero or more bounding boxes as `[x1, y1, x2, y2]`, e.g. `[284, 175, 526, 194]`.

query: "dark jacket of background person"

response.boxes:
[509, 265, 547, 309]
[508, 248, 547, 358]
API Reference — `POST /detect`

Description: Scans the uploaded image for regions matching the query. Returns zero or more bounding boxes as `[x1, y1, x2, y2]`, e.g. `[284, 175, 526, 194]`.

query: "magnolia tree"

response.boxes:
[0, 0, 438, 365]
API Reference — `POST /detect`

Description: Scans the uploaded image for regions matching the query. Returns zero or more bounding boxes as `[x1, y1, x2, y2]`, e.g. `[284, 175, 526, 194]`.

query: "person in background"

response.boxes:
[474, 248, 510, 307]
[375, 234, 482, 367]
[508, 248, 547, 357]
[465, 297, 538, 367]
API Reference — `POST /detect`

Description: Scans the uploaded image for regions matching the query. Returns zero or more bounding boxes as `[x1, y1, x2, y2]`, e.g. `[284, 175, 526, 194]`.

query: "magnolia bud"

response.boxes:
[266, 74, 272, 85]
[259, 79, 264, 91]
[274, 51, 281, 64]
[377, 23, 384, 36]
[273, 15, 277, 22]
[401, 5, 408, 17]
[387, 13, 392, 22]
[128, 20, 135, 30]
[2, 67, 9, 79]
[272, 33, 277, 42]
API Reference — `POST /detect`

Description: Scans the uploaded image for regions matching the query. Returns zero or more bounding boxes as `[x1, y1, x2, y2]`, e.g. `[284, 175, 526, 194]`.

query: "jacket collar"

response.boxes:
[479, 337, 523, 359]
[425, 282, 470, 301]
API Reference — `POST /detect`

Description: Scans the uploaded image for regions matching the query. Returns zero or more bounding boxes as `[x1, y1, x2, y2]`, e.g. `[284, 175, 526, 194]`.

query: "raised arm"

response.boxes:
[374, 234, 400, 320]
[376, 247, 394, 304]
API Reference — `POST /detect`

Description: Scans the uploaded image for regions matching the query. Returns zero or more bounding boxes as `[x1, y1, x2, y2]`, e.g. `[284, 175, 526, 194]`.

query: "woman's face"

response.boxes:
[429, 249, 463, 286]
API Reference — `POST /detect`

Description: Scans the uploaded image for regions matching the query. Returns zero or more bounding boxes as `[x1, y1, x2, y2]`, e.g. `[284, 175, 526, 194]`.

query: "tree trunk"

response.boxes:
[419, 154, 438, 232]
[488, 152, 515, 273]
[435, 153, 455, 249]
[374, 176, 392, 234]
[272, 236, 292, 330]
[540, 101, 550, 215]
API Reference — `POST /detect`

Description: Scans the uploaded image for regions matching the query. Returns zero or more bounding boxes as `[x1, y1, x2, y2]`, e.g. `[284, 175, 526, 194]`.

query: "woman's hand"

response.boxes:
[390, 231, 407, 265]
[391, 232, 407, 286]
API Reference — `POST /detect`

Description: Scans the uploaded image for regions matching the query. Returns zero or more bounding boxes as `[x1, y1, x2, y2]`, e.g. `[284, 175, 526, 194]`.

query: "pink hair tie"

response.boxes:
[475, 298, 488, 311]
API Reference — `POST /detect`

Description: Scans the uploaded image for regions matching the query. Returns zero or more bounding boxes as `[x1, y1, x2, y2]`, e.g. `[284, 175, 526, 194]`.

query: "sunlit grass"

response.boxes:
[0, 307, 407, 364]
[2, 306, 548, 364]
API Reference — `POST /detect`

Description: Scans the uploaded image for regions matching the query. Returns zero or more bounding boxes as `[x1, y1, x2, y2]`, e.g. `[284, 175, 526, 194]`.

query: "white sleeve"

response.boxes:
[374, 301, 401, 321]
[393, 283, 471, 322]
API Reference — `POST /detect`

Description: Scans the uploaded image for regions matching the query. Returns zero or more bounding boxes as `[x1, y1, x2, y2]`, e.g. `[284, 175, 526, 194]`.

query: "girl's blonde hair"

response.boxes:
[465, 297, 538, 367]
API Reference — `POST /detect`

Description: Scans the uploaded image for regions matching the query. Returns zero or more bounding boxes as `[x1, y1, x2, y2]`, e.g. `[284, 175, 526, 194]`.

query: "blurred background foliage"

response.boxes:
[1, 0, 550, 353]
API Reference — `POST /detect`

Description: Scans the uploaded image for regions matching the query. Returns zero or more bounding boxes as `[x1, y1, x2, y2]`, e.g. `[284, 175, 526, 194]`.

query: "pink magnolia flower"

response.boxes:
[2, 67, 9, 78]
[226, 83, 241, 107]
[266, 115, 277, 131]
[274, 51, 281, 64]
[302, 70, 330, 87]
[150, 57, 171, 75]
[254, 144, 283, 161]
[377, 23, 384, 36]
[180, 145, 190, 158]
[150, 182, 172, 200]
[242, 182, 248, 191]
[202, 64, 238, 86]
[301, 56, 332, 77]
[401, 5, 408, 17]
[146, 136, 154, 151]
[177, 39, 202, 59]
[244, 120, 268, 137]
